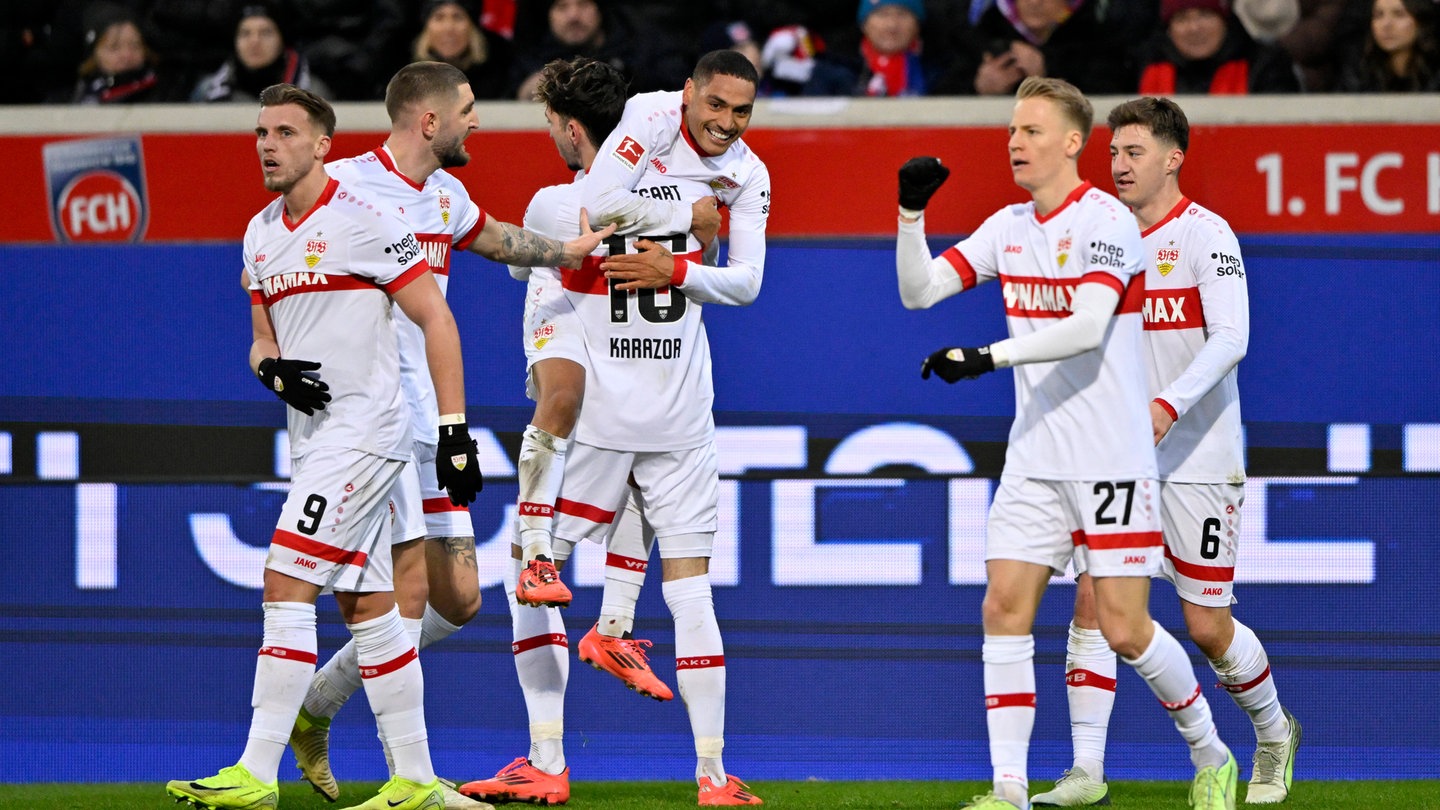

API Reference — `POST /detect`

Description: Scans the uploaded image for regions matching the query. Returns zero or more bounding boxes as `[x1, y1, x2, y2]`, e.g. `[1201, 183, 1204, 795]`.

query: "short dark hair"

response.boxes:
[692, 48, 759, 88]
[259, 83, 335, 136]
[534, 57, 628, 147]
[1107, 96, 1190, 152]
[384, 61, 468, 123]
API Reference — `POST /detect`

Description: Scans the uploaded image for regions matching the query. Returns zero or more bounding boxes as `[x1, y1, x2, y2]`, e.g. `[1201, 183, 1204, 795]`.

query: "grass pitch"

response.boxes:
[4, 779, 1438, 810]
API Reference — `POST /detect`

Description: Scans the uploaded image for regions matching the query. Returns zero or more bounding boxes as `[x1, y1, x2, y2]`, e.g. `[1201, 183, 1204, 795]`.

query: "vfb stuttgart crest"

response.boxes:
[43, 135, 149, 243]
[1056, 234, 1072, 268]
[438, 190, 452, 225]
[304, 239, 328, 268]
[1156, 247, 1179, 276]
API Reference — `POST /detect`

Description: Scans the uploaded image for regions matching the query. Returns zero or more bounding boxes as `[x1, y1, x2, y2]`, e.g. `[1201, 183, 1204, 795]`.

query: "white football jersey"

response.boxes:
[243, 176, 430, 461]
[326, 146, 487, 445]
[948, 183, 1157, 481]
[1141, 198, 1249, 484]
[521, 90, 770, 451]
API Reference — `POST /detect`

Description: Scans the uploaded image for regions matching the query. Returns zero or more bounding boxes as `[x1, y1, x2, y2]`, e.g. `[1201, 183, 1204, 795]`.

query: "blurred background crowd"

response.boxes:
[0, 0, 1434, 106]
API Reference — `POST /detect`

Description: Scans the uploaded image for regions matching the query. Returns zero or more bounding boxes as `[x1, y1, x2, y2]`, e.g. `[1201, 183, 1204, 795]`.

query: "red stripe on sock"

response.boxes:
[359, 647, 418, 679]
[676, 655, 725, 670]
[512, 633, 568, 654]
[986, 693, 1036, 709]
[1160, 683, 1203, 711]
[1218, 665, 1271, 693]
[1065, 668, 1117, 691]
[258, 645, 317, 664]
[605, 551, 647, 573]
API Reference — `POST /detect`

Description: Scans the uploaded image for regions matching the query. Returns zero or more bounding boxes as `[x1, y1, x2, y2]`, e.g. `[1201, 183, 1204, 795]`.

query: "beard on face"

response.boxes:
[434, 133, 471, 169]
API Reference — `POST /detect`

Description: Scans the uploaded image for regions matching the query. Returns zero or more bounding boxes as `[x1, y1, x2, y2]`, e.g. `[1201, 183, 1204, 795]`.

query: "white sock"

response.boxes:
[420, 603, 462, 650]
[517, 426, 568, 563]
[504, 555, 569, 774]
[1064, 623, 1116, 780]
[599, 490, 651, 638]
[238, 602, 317, 784]
[1211, 619, 1287, 743]
[1123, 620, 1228, 770]
[304, 639, 361, 721]
[983, 634, 1034, 799]
[351, 606, 434, 784]
[664, 573, 726, 785]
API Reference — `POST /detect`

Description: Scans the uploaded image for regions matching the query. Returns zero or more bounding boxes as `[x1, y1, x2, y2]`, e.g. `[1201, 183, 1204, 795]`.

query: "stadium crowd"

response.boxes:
[0, 0, 1434, 106]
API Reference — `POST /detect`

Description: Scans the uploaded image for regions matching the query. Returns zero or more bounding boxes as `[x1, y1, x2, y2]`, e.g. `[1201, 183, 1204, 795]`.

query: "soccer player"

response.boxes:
[894, 77, 1236, 810]
[166, 83, 482, 810]
[1029, 97, 1300, 807]
[461, 49, 770, 808]
[285, 61, 614, 808]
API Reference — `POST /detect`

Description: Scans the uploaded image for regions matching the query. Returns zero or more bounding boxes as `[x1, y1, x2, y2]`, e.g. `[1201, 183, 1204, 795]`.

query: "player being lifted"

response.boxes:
[461, 49, 770, 807]
[894, 77, 1237, 810]
[166, 83, 482, 810]
[285, 61, 612, 809]
[1029, 96, 1299, 808]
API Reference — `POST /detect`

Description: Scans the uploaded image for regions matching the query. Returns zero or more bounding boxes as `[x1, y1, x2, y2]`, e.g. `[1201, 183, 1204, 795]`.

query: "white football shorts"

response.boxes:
[522, 272, 592, 401]
[988, 474, 1163, 579]
[267, 446, 402, 593]
[1158, 481, 1243, 607]
[551, 440, 718, 560]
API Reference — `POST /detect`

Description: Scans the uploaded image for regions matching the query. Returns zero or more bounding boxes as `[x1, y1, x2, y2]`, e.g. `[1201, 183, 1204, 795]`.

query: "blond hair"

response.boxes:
[1016, 76, 1093, 149]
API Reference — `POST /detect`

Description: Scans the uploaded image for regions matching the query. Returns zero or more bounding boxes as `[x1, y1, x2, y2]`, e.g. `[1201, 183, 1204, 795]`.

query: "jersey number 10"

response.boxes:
[605, 234, 689, 325]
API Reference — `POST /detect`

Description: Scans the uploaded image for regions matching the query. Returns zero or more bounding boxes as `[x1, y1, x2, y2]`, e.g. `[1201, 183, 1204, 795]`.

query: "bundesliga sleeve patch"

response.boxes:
[611, 136, 645, 170]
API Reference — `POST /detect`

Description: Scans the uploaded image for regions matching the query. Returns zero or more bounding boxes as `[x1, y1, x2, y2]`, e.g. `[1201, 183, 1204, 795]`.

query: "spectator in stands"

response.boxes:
[192, 4, 330, 103]
[700, 19, 764, 76]
[285, 0, 408, 100]
[1336, 0, 1439, 91]
[61, 2, 174, 103]
[806, 0, 935, 96]
[412, 0, 514, 99]
[144, 0, 242, 99]
[509, 0, 687, 99]
[1135, 0, 1301, 94]
[1276, 0, 1364, 90]
[1231, 0, 1300, 43]
[933, 0, 1135, 96]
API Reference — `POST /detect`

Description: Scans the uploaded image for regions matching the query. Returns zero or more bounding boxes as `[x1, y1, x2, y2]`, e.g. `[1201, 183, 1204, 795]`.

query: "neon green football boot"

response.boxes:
[340, 776, 444, 810]
[166, 763, 279, 809]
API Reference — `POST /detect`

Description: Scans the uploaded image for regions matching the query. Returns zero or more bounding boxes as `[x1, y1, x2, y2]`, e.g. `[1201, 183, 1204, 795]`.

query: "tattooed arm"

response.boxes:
[466, 212, 613, 270]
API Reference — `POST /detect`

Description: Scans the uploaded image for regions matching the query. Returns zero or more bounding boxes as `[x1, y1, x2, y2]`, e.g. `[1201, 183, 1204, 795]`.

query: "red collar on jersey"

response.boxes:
[373, 145, 425, 192]
[1140, 196, 1191, 238]
[678, 105, 706, 158]
[1035, 181, 1093, 224]
[282, 176, 339, 232]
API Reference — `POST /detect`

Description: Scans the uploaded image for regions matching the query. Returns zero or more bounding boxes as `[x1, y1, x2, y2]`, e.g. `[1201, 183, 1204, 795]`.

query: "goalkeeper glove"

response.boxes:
[436, 420, 483, 506]
[921, 346, 996, 383]
[898, 156, 951, 211]
[257, 357, 331, 415]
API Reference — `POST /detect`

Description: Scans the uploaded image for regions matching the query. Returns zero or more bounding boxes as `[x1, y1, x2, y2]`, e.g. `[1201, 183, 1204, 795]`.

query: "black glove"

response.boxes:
[257, 357, 331, 415]
[436, 421, 483, 506]
[898, 156, 951, 211]
[921, 346, 996, 383]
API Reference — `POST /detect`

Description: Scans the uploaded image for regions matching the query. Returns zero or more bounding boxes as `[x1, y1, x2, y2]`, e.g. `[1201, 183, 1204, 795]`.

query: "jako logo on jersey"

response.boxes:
[1156, 247, 1179, 276]
[1123, 555, 1147, 564]
[262, 271, 330, 297]
[438, 190, 451, 224]
[612, 136, 645, 169]
[1202, 587, 1224, 596]
[1004, 244, 1023, 254]
[292, 556, 317, 570]
[43, 135, 149, 244]
[304, 240, 328, 268]
[254, 254, 266, 264]
[649, 156, 668, 174]
[1002, 278, 1075, 316]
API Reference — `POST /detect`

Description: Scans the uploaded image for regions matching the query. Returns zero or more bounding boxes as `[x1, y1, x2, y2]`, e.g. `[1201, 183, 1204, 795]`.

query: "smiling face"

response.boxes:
[235, 16, 283, 71]
[1168, 7, 1227, 61]
[425, 2, 473, 61]
[431, 82, 480, 168]
[255, 103, 329, 193]
[1007, 95, 1079, 193]
[682, 72, 756, 157]
[1371, 0, 1419, 55]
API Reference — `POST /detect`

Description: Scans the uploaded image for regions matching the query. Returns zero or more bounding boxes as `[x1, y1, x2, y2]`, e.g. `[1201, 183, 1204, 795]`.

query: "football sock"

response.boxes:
[1211, 619, 1288, 743]
[664, 573, 726, 784]
[599, 490, 651, 638]
[304, 602, 458, 722]
[239, 601, 317, 784]
[351, 605, 434, 784]
[1123, 620, 1228, 770]
[504, 554, 569, 775]
[420, 603, 462, 649]
[1064, 622, 1116, 780]
[983, 634, 1035, 797]
[517, 426, 568, 563]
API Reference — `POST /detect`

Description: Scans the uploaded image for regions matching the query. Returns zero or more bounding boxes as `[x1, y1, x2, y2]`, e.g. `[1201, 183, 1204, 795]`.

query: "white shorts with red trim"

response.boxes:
[267, 447, 402, 593]
[988, 474, 1163, 579]
[522, 272, 593, 401]
[391, 440, 474, 541]
[551, 441, 718, 559]
[1158, 481, 1243, 607]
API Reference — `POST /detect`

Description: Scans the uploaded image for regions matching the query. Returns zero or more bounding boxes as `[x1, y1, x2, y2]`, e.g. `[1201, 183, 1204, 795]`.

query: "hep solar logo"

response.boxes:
[43, 136, 149, 243]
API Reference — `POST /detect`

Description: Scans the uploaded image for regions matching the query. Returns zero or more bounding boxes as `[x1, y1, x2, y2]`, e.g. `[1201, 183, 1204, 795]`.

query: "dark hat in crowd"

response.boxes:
[857, 0, 926, 25]
[699, 20, 755, 54]
[236, 1, 287, 31]
[421, 0, 481, 21]
[1161, 0, 1230, 23]
[82, 1, 140, 48]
